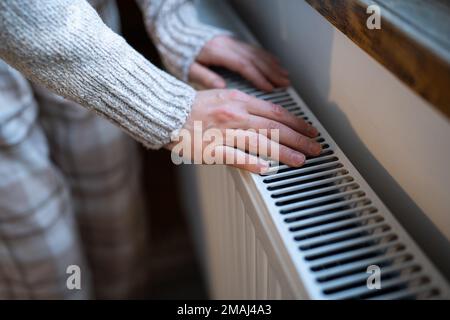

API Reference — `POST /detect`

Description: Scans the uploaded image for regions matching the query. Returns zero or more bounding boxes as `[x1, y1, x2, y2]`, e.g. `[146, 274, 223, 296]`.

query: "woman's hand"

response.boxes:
[189, 35, 290, 92]
[166, 89, 322, 174]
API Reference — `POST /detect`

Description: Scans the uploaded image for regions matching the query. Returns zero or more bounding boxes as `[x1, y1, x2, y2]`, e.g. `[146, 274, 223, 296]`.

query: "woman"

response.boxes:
[0, 0, 320, 299]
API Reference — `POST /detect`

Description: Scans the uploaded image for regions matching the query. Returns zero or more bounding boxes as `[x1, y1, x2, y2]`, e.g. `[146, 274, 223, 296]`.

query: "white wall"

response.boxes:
[198, 0, 450, 277]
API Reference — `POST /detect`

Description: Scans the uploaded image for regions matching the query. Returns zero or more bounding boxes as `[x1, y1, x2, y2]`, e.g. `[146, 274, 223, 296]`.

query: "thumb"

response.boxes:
[189, 62, 226, 89]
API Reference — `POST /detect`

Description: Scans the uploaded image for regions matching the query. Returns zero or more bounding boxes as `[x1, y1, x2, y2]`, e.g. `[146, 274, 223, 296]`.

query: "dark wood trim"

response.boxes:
[305, 0, 450, 119]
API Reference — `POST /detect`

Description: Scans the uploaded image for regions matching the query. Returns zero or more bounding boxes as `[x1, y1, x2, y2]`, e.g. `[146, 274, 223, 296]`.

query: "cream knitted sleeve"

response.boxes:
[136, 0, 231, 81]
[0, 0, 196, 149]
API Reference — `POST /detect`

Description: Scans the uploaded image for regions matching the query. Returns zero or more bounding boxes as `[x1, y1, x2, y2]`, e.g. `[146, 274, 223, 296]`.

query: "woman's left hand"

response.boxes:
[189, 35, 290, 92]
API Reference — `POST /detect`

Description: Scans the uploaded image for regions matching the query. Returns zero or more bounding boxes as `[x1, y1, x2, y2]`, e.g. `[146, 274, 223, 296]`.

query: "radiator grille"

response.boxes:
[217, 68, 449, 300]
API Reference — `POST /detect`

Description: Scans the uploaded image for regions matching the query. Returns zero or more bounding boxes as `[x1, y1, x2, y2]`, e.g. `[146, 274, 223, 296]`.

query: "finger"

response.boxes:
[223, 129, 305, 167]
[200, 41, 275, 91]
[253, 57, 290, 87]
[214, 145, 270, 174]
[245, 115, 322, 156]
[233, 60, 274, 92]
[254, 47, 286, 74]
[250, 46, 280, 65]
[189, 63, 226, 89]
[231, 40, 281, 66]
[232, 42, 289, 77]
[233, 45, 290, 87]
[215, 50, 275, 92]
[244, 97, 319, 138]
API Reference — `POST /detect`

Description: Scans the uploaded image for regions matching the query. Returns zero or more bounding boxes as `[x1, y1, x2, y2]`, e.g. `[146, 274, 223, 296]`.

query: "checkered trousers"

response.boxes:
[0, 59, 150, 299]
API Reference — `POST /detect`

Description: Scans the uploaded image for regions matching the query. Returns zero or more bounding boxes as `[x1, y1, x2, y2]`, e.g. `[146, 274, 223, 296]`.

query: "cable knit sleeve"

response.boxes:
[136, 0, 231, 81]
[0, 0, 196, 149]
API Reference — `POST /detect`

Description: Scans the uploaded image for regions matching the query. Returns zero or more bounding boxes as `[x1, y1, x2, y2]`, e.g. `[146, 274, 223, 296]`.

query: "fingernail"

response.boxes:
[213, 80, 225, 88]
[259, 162, 271, 175]
[310, 142, 322, 155]
[308, 126, 319, 137]
[292, 153, 305, 166]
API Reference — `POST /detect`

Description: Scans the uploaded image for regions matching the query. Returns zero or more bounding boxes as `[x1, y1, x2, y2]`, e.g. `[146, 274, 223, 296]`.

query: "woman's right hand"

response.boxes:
[166, 89, 322, 174]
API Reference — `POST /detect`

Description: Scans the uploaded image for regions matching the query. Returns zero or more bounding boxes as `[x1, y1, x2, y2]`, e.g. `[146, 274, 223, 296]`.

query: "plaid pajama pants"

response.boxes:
[0, 1, 150, 299]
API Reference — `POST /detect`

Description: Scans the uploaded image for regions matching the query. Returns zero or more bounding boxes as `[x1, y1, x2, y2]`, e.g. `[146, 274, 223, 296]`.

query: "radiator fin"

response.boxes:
[198, 165, 292, 299]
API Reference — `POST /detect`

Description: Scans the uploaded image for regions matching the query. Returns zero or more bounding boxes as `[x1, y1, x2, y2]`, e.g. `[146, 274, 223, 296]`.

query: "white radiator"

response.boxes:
[181, 0, 450, 300]
[196, 165, 298, 299]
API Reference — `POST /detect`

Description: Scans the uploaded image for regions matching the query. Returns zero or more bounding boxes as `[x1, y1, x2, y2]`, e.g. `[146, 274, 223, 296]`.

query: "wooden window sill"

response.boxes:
[305, 0, 450, 119]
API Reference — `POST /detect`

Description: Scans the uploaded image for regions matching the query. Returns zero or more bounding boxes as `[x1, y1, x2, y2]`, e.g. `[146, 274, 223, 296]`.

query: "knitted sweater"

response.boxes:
[0, 0, 228, 149]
